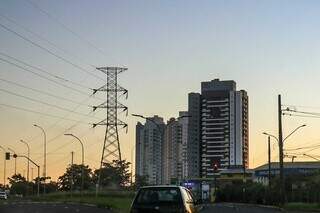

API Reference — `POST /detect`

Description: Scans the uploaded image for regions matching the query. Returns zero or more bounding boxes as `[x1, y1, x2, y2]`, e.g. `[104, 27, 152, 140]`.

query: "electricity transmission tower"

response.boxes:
[92, 67, 128, 188]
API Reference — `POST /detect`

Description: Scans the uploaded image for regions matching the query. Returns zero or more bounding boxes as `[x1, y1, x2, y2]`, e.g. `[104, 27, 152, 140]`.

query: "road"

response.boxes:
[0, 202, 113, 213]
[200, 203, 282, 213]
[0, 202, 315, 213]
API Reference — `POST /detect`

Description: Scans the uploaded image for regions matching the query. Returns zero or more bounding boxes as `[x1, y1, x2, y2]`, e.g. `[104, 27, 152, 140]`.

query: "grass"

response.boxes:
[284, 202, 320, 212]
[28, 191, 135, 213]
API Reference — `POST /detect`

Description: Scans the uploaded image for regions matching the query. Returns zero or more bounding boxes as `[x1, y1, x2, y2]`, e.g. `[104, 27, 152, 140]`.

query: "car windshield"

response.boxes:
[136, 188, 181, 204]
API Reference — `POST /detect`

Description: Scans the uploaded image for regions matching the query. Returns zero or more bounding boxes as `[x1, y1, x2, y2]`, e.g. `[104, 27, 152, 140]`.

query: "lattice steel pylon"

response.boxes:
[92, 67, 128, 178]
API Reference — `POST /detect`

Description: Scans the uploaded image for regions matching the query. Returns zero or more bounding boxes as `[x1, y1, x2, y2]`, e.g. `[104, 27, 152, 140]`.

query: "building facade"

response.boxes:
[178, 111, 189, 180]
[163, 118, 182, 184]
[135, 115, 165, 185]
[188, 79, 249, 178]
[187, 93, 202, 178]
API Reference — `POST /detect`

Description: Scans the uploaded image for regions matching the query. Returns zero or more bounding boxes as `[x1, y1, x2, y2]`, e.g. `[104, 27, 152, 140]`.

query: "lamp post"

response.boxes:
[64, 133, 85, 195]
[263, 124, 306, 202]
[262, 133, 277, 188]
[0, 146, 6, 187]
[33, 124, 46, 194]
[20, 140, 30, 182]
[8, 147, 16, 175]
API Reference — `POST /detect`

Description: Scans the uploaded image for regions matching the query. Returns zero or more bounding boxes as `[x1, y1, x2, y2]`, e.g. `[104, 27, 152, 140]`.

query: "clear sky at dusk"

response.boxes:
[1, 0, 320, 181]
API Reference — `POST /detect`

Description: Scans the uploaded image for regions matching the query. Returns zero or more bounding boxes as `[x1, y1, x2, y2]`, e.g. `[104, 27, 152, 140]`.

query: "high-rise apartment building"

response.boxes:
[163, 118, 182, 184]
[162, 112, 190, 184]
[188, 79, 248, 178]
[178, 111, 189, 180]
[187, 94, 202, 178]
[135, 115, 165, 185]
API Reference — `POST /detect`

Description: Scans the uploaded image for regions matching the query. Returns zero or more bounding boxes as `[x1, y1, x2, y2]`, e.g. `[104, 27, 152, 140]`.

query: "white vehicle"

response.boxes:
[0, 191, 7, 200]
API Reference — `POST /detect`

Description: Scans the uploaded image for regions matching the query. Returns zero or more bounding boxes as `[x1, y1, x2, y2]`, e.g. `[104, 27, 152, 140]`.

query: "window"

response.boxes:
[136, 188, 182, 204]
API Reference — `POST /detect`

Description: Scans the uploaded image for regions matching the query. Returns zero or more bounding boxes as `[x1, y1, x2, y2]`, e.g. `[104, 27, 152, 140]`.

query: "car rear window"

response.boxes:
[135, 188, 181, 204]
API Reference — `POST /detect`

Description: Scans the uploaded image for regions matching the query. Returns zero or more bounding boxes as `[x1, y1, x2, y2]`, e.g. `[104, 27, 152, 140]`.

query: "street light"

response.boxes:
[64, 133, 85, 195]
[20, 140, 30, 182]
[263, 123, 306, 144]
[262, 134, 277, 188]
[263, 124, 306, 201]
[0, 146, 6, 187]
[7, 147, 16, 175]
[33, 124, 46, 194]
[283, 124, 307, 142]
[132, 114, 163, 133]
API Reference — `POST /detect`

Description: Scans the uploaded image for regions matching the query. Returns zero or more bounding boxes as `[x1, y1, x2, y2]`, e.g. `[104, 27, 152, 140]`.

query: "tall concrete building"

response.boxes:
[178, 111, 189, 180]
[163, 118, 182, 184]
[162, 112, 190, 184]
[135, 115, 165, 185]
[188, 79, 249, 178]
[187, 94, 202, 178]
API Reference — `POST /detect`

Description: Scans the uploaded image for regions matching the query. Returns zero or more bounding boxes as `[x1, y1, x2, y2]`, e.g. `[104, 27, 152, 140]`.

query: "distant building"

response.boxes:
[254, 162, 320, 185]
[178, 111, 189, 180]
[135, 115, 165, 185]
[163, 118, 182, 184]
[163, 112, 190, 184]
[188, 79, 249, 178]
[187, 93, 202, 178]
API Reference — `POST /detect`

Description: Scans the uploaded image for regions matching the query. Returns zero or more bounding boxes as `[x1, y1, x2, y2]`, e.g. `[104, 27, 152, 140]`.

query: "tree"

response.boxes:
[8, 173, 31, 196]
[94, 160, 131, 189]
[58, 164, 93, 191]
[133, 175, 148, 190]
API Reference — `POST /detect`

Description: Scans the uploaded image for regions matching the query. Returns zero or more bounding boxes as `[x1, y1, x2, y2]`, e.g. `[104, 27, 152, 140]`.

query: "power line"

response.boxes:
[0, 57, 98, 98]
[0, 12, 97, 69]
[285, 144, 320, 151]
[0, 78, 89, 106]
[283, 112, 320, 119]
[283, 104, 320, 110]
[26, 95, 104, 154]
[0, 103, 89, 124]
[0, 52, 90, 90]
[0, 88, 100, 120]
[0, 22, 104, 81]
[25, 0, 117, 64]
[284, 108, 320, 116]
[35, 128, 94, 161]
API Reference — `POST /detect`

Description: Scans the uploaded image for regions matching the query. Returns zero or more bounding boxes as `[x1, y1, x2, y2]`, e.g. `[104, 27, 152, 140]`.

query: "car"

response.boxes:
[130, 185, 201, 213]
[0, 191, 7, 200]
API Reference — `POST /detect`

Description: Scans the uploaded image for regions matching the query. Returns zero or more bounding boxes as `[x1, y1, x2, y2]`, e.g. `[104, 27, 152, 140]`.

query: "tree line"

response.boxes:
[2, 159, 148, 196]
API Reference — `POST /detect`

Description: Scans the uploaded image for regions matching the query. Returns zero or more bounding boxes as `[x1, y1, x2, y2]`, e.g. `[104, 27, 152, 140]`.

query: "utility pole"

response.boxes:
[92, 67, 128, 195]
[70, 151, 74, 197]
[278, 94, 285, 204]
[33, 124, 47, 194]
[64, 134, 85, 195]
[268, 136, 271, 189]
[71, 151, 74, 165]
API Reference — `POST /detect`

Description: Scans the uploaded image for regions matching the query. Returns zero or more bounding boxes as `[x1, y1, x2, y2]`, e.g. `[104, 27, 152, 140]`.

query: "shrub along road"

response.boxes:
[201, 203, 320, 213]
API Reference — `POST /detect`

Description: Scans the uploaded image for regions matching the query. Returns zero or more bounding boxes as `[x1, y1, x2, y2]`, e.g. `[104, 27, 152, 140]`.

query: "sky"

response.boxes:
[1, 0, 320, 181]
